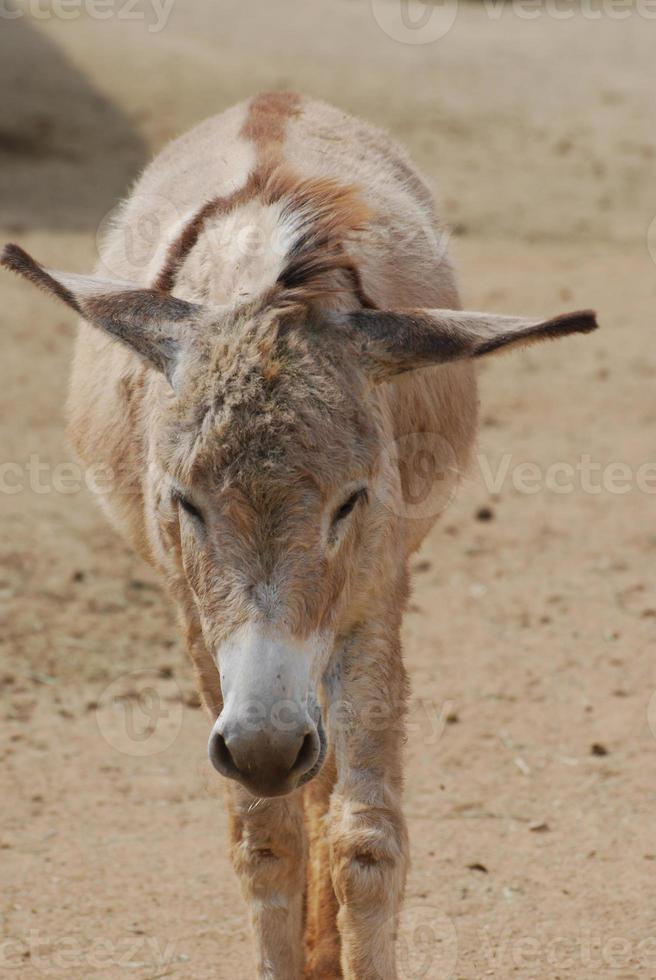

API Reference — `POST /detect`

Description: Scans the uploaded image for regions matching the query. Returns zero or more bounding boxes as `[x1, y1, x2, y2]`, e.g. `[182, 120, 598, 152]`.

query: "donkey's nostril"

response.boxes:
[290, 729, 320, 778]
[208, 729, 240, 778]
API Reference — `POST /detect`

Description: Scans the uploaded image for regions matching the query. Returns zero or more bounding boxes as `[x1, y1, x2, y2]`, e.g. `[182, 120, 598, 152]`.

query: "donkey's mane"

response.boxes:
[154, 157, 375, 308]
[156, 92, 377, 308]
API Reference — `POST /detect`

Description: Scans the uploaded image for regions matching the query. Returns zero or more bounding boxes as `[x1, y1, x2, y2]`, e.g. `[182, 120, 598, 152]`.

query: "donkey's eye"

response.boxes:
[332, 487, 368, 526]
[173, 491, 205, 525]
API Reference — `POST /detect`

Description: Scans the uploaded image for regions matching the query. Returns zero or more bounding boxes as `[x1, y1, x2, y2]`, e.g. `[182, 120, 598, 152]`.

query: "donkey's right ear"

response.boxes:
[1, 243, 203, 384]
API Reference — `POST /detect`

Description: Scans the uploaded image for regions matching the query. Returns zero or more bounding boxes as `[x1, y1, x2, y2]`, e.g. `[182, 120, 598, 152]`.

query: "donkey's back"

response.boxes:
[110, 94, 459, 308]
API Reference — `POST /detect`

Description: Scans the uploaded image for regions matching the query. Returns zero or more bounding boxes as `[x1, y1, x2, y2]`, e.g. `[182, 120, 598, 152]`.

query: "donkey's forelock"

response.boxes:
[160, 302, 381, 492]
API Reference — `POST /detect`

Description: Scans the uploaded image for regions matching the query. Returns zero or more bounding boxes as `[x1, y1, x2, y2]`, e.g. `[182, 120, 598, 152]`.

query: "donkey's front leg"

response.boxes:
[227, 784, 307, 979]
[328, 628, 409, 980]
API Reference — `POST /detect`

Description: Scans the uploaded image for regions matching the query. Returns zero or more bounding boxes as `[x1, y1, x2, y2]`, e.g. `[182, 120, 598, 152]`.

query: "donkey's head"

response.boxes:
[2, 243, 597, 797]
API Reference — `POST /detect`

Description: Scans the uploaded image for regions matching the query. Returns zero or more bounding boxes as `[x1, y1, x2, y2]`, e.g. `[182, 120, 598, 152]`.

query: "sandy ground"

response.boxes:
[1, 3, 655, 978]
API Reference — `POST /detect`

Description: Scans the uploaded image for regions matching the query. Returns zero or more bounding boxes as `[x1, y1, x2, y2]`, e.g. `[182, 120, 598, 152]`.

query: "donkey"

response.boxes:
[2, 92, 596, 979]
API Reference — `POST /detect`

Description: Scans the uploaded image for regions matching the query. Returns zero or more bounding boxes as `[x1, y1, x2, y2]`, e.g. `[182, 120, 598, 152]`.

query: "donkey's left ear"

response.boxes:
[333, 307, 598, 382]
[1, 243, 203, 384]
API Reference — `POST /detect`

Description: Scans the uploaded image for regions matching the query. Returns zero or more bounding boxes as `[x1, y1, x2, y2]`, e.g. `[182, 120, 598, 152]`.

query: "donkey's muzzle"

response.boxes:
[208, 712, 324, 797]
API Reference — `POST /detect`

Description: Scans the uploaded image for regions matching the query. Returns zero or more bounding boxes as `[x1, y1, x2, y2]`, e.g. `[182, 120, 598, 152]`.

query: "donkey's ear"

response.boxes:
[1, 243, 202, 383]
[334, 307, 598, 382]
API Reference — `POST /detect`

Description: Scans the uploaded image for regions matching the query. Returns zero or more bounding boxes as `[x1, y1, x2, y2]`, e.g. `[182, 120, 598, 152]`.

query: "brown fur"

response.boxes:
[335, 307, 598, 379]
[156, 91, 375, 306]
[156, 156, 374, 308]
[2, 93, 597, 980]
[473, 308, 597, 355]
[153, 179, 260, 293]
[239, 90, 302, 150]
[155, 93, 299, 294]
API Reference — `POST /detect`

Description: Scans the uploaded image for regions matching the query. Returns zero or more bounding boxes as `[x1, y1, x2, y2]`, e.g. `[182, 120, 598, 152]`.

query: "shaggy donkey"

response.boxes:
[2, 93, 597, 979]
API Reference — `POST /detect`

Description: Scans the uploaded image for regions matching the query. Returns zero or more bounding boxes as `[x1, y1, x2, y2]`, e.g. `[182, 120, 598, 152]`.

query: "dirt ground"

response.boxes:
[1, 3, 655, 978]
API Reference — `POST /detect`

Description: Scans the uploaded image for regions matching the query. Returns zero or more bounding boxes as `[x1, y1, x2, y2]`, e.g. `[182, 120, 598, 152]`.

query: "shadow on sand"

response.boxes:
[0, 15, 146, 233]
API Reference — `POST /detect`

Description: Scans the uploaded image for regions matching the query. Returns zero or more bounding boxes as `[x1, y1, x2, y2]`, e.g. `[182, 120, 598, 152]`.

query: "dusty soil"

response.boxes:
[1, 4, 655, 978]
